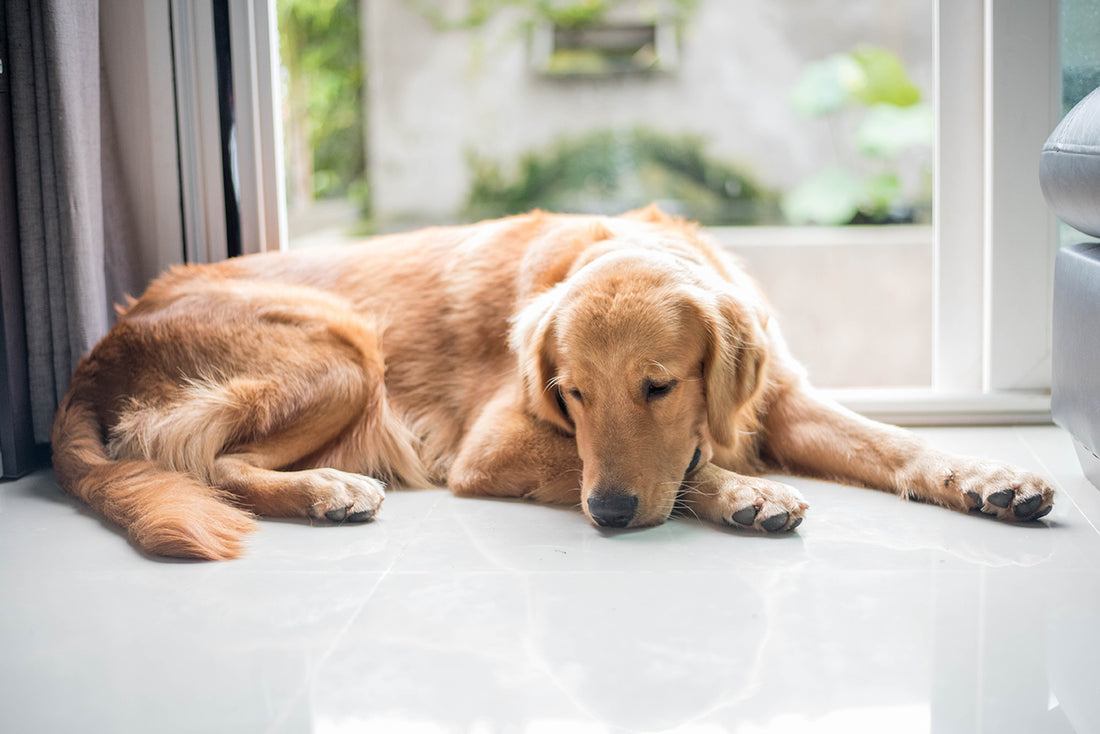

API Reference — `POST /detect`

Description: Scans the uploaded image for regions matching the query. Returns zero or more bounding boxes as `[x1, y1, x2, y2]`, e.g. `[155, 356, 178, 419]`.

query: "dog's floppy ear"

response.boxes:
[509, 287, 573, 433]
[699, 291, 768, 448]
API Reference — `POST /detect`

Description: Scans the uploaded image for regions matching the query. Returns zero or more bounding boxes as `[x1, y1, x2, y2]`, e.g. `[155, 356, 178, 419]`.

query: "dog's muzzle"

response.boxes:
[587, 489, 638, 528]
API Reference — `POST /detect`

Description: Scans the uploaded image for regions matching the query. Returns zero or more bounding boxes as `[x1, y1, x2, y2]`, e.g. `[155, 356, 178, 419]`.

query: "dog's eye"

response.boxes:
[686, 447, 702, 475]
[555, 389, 570, 419]
[646, 380, 677, 401]
[567, 388, 584, 405]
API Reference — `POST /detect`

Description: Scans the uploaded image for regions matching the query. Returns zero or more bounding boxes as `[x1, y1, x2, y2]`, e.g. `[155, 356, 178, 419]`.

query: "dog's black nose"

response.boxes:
[587, 491, 638, 528]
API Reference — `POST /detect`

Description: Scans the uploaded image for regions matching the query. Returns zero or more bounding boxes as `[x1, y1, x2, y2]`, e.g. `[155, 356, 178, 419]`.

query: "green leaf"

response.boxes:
[847, 45, 922, 107]
[788, 54, 863, 117]
[539, 0, 609, 29]
[864, 172, 901, 215]
[856, 103, 934, 158]
[781, 166, 865, 225]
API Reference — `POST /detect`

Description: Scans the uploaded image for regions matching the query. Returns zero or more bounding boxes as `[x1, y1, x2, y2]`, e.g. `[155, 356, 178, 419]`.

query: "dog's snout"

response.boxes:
[587, 489, 638, 528]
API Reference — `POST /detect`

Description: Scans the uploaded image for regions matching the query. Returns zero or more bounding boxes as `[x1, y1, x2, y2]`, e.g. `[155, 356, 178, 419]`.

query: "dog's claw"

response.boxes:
[730, 506, 758, 526]
[987, 489, 1013, 508]
[1014, 495, 1042, 518]
[761, 512, 789, 532]
[347, 509, 375, 523]
[1032, 505, 1053, 520]
[325, 508, 348, 522]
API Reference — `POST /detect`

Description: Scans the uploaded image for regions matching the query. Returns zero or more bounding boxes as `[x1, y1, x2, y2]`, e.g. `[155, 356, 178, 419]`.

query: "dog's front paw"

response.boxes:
[945, 462, 1053, 522]
[304, 468, 386, 523]
[718, 476, 809, 533]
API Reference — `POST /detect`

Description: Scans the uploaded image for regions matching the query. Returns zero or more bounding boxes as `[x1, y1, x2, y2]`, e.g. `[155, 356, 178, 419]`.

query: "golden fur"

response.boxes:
[51, 207, 1054, 559]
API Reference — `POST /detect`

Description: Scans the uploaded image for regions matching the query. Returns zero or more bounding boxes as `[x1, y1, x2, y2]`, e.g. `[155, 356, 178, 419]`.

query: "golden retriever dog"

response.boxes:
[51, 207, 1054, 559]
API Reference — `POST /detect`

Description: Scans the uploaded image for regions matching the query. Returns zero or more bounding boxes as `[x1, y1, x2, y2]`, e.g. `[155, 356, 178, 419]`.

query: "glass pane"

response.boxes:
[277, 0, 368, 249]
[1059, 0, 1100, 248]
[1062, 0, 1100, 114]
[277, 0, 933, 389]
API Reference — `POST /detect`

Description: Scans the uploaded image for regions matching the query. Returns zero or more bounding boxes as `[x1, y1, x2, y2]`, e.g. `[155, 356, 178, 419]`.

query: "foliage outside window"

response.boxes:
[403, 0, 698, 32]
[278, 0, 368, 215]
[465, 128, 777, 225]
[782, 45, 933, 226]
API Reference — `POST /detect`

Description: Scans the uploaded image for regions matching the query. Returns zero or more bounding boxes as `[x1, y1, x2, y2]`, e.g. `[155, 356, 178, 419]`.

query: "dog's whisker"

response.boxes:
[544, 374, 567, 393]
[675, 487, 706, 497]
[673, 498, 702, 521]
[648, 360, 674, 381]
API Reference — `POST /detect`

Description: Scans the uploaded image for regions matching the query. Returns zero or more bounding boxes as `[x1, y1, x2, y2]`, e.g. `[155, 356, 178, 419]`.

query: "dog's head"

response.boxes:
[511, 244, 769, 528]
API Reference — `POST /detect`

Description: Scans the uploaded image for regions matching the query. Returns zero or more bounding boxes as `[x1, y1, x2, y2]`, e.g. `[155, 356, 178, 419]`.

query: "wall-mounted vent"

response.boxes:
[532, 21, 678, 77]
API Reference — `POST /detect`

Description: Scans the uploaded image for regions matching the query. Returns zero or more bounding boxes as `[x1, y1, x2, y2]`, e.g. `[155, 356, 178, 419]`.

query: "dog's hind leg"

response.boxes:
[114, 362, 388, 522]
[193, 339, 414, 523]
[110, 290, 425, 525]
[204, 390, 387, 523]
[213, 455, 386, 523]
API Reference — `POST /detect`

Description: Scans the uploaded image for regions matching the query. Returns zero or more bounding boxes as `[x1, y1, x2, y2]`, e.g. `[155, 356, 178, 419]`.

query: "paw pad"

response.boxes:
[730, 506, 758, 526]
[961, 477, 1052, 522]
[305, 469, 385, 523]
[760, 512, 789, 532]
[728, 505, 801, 533]
[1013, 495, 1042, 518]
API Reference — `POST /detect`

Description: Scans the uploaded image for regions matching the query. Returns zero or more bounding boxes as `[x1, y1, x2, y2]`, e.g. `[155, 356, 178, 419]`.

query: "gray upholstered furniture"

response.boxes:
[1041, 85, 1100, 489]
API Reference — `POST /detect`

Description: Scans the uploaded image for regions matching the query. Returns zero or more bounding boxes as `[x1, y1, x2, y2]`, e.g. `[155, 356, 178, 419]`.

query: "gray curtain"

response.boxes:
[2, 0, 142, 475]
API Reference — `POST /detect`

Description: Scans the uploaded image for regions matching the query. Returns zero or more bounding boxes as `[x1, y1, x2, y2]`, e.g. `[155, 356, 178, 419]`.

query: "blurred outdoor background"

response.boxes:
[278, 0, 933, 234]
[273, 0, 1098, 390]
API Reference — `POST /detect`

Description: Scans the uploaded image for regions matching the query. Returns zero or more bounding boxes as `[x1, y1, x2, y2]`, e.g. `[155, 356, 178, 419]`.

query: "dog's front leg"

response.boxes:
[680, 463, 809, 532]
[760, 384, 1053, 521]
[448, 388, 583, 506]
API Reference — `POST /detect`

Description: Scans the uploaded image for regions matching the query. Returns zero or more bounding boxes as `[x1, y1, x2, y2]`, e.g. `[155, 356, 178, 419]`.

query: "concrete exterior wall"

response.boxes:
[364, 0, 932, 227]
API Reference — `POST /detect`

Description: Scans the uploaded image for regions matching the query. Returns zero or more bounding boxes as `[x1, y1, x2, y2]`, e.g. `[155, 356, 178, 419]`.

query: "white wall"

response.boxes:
[364, 0, 932, 226]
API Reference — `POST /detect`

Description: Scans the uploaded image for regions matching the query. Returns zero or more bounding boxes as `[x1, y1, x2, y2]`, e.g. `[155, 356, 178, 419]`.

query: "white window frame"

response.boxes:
[121, 0, 1063, 424]
[833, 0, 1060, 425]
[99, 0, 185, 281]
[225, 0, 287, 255]
[167, 0, 286, 263]
[169, 0, 230, 264]
[103, 0, 287, 269]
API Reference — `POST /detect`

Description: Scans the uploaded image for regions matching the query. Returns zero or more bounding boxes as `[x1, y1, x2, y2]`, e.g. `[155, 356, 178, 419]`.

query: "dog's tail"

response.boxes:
[51, 391, 256, 560]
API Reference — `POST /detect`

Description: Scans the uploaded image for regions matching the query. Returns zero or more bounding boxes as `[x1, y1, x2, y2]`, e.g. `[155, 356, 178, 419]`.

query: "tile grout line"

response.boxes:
[1015, 426, 1100, 538]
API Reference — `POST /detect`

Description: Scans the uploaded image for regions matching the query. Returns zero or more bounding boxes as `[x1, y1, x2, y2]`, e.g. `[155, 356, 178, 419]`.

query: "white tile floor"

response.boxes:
[2, 425, 1098, 734]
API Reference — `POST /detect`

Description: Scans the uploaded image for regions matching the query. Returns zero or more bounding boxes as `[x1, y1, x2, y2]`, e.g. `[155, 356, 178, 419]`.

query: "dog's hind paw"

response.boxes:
[304, 468, 386, 524]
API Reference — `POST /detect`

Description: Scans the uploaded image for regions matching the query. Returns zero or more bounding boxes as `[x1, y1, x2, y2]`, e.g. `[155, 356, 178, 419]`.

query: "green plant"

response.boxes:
[465, 128, 778, 225]
[782, 45, 933, 226]
[278, 0, 368, 211]
[404, 0, 697, 32]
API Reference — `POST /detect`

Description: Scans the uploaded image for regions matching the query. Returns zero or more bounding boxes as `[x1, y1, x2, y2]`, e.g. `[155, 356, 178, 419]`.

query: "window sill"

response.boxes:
[827, 388, 1052, 427]
[707, 224, 932, 249]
